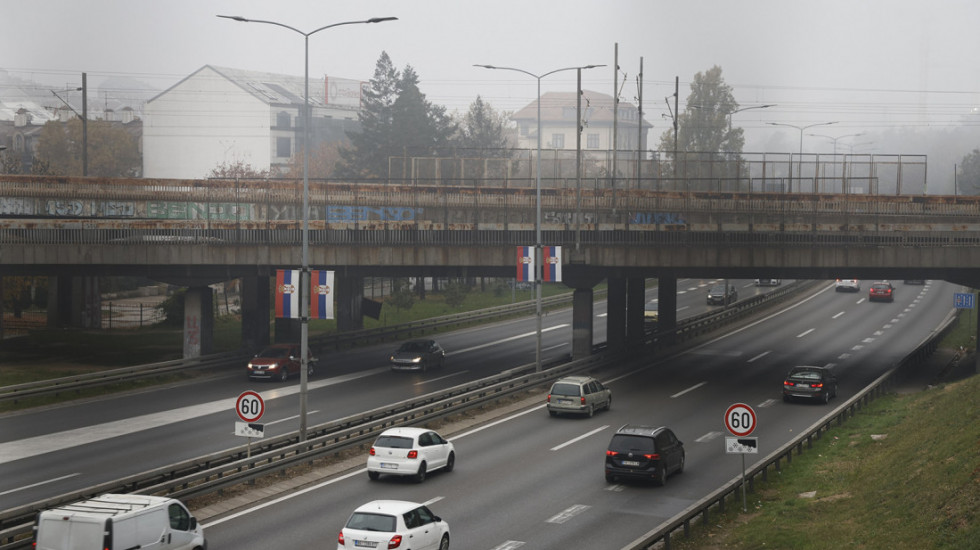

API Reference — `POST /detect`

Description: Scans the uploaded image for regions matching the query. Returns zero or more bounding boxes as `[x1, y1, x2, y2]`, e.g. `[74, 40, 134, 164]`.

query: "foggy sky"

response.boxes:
[4, 0, 979, 190]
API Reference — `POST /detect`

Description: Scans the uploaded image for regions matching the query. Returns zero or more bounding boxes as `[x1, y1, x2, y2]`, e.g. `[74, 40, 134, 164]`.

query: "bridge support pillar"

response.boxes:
[606, 278, 627, 352]
[337, 275, 364, 332]
[658, 277, 678, 341]
[182, 286, 214, 358]
[241, 275, 270, 351]
[47, 275, 73, 328]
[68, 276, 101, 329]
[572, 287, 594, 360]
[627, 278, 645, 347]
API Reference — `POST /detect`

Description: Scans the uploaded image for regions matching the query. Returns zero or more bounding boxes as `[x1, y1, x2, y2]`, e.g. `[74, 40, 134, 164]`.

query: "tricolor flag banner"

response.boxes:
[275, 269, 300, 319]
[516, 246, 535, 282]
[542, 246, 562, 282]
[310, 270, 335, 319]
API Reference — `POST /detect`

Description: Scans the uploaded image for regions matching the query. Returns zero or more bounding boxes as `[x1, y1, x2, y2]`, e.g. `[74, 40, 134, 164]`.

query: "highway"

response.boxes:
[0, 279, 955, 547]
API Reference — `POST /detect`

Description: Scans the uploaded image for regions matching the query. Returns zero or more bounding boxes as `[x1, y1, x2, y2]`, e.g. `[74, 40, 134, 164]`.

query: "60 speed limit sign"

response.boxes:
[236, 391, 265, 423]
[724, 403, 757, 437]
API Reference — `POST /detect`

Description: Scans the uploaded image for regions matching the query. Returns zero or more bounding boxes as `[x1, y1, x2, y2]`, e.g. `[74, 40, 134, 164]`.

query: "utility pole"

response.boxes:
[612, 43, 618, 197]
[82, 72, 88, 176]
[636, 57, 643, 184]
[576, 68, 583, 251]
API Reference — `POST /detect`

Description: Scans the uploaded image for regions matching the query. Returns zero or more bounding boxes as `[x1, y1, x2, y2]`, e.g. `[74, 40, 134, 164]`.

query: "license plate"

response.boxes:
[622, 460, 641, 466]
[380, 463, 398, 469]
[558, 399, 573, 405]
[354, 541, 378, 548]
[797, 383, 810, 388]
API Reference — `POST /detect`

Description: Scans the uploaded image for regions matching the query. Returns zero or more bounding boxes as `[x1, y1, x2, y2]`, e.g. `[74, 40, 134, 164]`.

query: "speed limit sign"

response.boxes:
[236, 391, 265, 423]
[724, 403, 756, 437]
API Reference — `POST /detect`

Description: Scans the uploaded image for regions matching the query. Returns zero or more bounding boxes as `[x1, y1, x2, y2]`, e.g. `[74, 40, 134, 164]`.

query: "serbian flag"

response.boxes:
[516, 246, 534, 282]
[310, 270, 335, 319]
[542, 246, 562, 282]
[275, 269, 300, 318]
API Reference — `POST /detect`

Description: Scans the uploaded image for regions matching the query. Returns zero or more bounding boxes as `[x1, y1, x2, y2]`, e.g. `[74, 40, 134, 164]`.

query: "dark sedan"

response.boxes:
[783, 365, 838, 404]
[389, 339, 446, 372]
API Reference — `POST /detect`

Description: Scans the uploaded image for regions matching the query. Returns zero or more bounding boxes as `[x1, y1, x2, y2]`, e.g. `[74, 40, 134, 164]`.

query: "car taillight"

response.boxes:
[811, 383, 824, 388]
[606, 450, 618, 457]
[547, 394, 552, 402]
[388, 535, 403, 549]
[580, 396, 587, 405]
[407, 450, 418, 459]
[369, 447, 376, 456]
[784, 381, 795, 387]
[645, 453, 660, 460]
[338, 531, 345, 545]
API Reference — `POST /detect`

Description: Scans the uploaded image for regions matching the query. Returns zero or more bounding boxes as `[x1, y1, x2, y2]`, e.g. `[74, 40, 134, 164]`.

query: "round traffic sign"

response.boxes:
[724, 403, 756, 436]
[236, 391, 265, 423]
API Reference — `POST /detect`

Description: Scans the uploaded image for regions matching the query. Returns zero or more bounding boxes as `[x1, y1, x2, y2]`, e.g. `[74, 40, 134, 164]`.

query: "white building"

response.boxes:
[143, 65, 364, 179]
[511, 90, 651, 152]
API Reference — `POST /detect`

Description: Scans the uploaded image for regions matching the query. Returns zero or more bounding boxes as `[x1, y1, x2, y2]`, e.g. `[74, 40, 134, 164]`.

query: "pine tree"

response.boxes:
[336, 51, 400, 179]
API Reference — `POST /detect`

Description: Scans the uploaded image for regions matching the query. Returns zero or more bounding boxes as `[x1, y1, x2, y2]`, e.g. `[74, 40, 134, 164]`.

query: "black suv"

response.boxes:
[706, 284, 737, 305]
[605, 425, 685, 485]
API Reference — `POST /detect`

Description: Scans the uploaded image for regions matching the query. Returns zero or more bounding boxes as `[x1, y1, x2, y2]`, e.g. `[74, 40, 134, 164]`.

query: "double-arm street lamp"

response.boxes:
[474, 63, 603, 371]
[767, 121, 838, 192]
[219, 14, 397, 441]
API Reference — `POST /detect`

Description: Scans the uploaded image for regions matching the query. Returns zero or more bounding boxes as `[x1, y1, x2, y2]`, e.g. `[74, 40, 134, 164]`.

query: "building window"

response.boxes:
[276, 111, 291, 128]
[551, 134, 565, 149]
[276, 137, 291, 158]
[587, 133, 600, 149]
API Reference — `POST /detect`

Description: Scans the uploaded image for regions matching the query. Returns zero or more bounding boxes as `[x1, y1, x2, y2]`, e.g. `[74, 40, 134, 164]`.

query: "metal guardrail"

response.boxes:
[0, 281, 813, 548]
[621, 308, 959, 550]
[0, 290, 592, 404]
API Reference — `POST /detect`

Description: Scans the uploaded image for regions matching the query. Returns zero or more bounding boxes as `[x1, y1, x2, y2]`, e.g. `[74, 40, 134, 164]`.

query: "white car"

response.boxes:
[367, 427, 456, 482]
[338, 500, 450, 550]
[835, 279, 861, 292]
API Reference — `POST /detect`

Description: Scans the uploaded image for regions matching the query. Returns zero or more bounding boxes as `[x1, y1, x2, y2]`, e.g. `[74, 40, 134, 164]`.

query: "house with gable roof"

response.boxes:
[142, 65, 364, 179]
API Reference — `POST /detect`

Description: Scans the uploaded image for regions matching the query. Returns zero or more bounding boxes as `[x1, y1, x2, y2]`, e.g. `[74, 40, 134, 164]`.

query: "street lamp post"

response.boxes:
[474, 63, 603, 371]
[219, 14, 397, 441]
[767, 121, 837, 192]
[807, 132, 865, 192]
[727, 104, 775, 131]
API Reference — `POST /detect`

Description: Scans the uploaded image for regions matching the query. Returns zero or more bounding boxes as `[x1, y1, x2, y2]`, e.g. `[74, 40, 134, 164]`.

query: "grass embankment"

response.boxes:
[672, 309, 980, 550]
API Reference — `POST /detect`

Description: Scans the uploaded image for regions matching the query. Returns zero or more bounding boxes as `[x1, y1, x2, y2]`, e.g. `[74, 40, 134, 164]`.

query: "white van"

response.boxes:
[33, 494, 207, 550]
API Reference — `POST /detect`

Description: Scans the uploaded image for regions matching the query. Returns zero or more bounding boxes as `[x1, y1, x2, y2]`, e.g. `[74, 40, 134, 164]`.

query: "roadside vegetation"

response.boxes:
[670, 306, 979, 550]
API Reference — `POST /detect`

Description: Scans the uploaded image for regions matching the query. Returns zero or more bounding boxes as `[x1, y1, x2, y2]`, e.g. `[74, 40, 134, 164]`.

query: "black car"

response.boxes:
[389, 339, 446, 372]
[707, 284, 738, 305]
[783, 365, 839, 404]
[604, 425, 685, 486]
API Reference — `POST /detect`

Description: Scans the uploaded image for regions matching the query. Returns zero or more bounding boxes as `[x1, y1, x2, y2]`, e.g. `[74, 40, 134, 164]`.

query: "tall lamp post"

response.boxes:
[727, 104, 775, 131]
[807, 132, 865, 191]
[767, 121, 837, 192]
[474, 63, 603, 371]
[219, 14, 397, 441]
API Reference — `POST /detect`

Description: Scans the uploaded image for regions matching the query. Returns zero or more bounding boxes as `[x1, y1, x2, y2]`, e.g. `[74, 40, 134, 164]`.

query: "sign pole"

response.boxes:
[741, 453, 747, 512]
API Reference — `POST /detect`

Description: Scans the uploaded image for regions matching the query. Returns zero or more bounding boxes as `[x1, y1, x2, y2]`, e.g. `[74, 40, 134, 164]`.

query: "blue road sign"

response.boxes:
[954, 293, 975, 309]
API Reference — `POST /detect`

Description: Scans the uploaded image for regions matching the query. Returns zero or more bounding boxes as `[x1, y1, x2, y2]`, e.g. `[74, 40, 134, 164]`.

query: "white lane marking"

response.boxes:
[0, 473, 81, 496]
[0, 368, 389, 466]
[605, 484, 625, 492]
[838, 353, 852, 360]
[891, 318, 901, 323]
[797, 328, 815, 338]
[696, 431, 723, 443]
[546, 504, 591, 524]
[448, 324, 569, 355]
[824, 363, 837, 369]
[597, 313, 607, 318]
[874, 330, 885, 336]
[423, 496, 445, 506]
[757, 399, 778, 408]
[671, 382, 706, 398]
[857, 298, 866, 304]
[832, 311, 845, 319]
[747, 351, 770, 363]
[862, 338, 875, 343]
[262, 411, 320, 427]
[852, 345, 865, 351]
[490, 542, 526, 550]
[415, 371, 468, 386]
[551, 425, 609, 451]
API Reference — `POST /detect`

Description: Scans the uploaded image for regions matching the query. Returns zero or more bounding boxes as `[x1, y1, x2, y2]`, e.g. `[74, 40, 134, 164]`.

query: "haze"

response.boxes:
[3, 0, 978, 192]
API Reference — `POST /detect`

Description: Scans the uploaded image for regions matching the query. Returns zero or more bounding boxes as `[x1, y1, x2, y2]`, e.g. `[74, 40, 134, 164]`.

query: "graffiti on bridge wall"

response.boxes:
[0, 197, 137, 217]
[630, 212, 686, 225]
[148, 202, 251, 220]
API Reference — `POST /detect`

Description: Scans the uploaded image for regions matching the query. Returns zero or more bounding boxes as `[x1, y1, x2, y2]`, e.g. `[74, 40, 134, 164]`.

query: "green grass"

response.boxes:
[671, 369, 980, 550]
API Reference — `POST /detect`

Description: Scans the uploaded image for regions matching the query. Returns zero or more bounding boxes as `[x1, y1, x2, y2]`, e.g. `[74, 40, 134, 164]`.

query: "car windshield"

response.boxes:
[608, 434, 656, 453]
[257, 347, 289, 358]
[550, 383, 581, 396]
[346, 512, 396, 532]
[374, 435, 414, 449]
[398, 341, 428, 353]
[709, 286, 725, 294]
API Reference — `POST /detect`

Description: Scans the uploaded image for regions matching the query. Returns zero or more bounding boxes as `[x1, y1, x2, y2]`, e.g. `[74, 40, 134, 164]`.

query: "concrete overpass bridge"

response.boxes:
[2, 167, 978, 357]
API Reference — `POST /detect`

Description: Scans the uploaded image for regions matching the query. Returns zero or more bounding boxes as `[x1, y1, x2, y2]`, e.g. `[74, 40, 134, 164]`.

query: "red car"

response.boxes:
[868, 281, 895, 302]
[247, 343, 317, 382]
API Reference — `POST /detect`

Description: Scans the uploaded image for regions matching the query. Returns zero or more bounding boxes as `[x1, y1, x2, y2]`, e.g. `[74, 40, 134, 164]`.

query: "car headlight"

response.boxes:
[411, 356, 422, 363]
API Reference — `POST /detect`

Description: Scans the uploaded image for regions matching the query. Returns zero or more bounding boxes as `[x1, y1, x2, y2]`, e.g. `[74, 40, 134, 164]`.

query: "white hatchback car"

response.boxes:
[338, 500, 450, 550]
[367, 427, 456, 482]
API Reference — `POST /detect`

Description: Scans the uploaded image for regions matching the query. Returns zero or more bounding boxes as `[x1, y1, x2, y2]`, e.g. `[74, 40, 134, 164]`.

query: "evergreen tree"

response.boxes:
[456, 95, 512, 156]
[957, 148, 980, 195]
[336, 51, 400, 179]
[35, 118, 140, 177]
